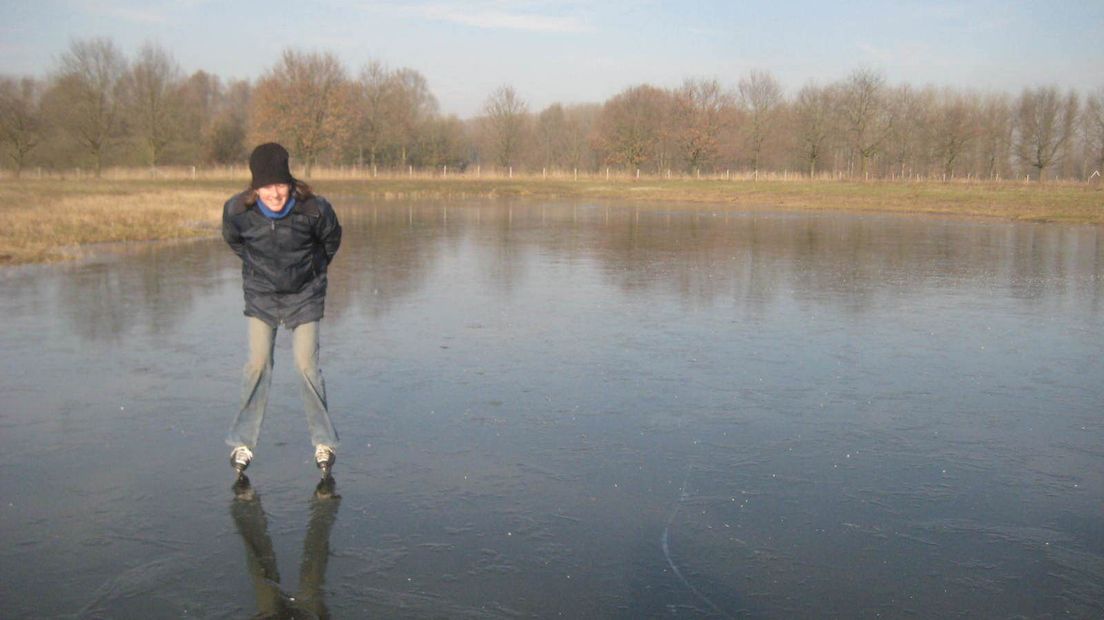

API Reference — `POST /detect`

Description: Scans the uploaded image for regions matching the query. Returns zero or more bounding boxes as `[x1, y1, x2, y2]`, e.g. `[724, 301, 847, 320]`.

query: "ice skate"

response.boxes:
[314, 444, 335, 478]
[230, 445, 253, 477]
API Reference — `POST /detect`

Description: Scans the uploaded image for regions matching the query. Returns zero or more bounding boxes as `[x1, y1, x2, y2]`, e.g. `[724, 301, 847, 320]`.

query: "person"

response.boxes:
[222, 142, 342, 479]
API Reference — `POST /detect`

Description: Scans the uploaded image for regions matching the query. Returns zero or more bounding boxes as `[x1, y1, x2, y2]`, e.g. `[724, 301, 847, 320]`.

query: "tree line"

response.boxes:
[2, 37, 1102, 181]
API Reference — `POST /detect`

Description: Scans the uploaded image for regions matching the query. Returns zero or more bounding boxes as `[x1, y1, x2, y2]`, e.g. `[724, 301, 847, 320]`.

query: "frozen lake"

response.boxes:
[1, 201, 1102, 618]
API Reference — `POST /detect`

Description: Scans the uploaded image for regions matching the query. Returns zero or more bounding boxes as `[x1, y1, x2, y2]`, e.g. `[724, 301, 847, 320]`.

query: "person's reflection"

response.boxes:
[230, 476, 341, 619]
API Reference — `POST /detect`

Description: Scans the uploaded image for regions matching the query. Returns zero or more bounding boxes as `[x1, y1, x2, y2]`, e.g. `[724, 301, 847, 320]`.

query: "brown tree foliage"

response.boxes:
[251, 49, 353, 177]
[594, 84, 672, 171]
[5, 35, 1103, 182]
[675, 78, 732, 173]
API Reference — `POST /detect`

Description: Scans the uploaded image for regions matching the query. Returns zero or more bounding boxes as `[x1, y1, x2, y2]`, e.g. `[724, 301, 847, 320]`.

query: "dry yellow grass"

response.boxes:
[323, 176, 1104, 223]
[0, 180, 227, 264]
[2, 176, 1101, 265]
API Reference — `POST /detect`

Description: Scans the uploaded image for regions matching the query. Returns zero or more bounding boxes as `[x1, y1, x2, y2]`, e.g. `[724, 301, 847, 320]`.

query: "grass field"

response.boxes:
[1, 176, 1100, 265]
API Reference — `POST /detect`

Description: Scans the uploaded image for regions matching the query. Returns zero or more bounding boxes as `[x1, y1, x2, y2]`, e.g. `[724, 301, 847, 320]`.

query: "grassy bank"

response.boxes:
[0, 180, 230, 264]
[1, 176, 1100, 265]
[327, 176, 1103, 223]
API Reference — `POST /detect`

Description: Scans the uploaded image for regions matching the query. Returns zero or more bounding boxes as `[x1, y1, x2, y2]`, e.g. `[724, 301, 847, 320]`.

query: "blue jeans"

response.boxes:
[226, 317, 339, 450]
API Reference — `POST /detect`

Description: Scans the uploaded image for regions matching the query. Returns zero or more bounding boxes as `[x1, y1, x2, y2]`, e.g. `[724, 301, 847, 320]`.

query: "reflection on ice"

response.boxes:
[230, 475, 341, 619]
[0, 202, 1101, 617]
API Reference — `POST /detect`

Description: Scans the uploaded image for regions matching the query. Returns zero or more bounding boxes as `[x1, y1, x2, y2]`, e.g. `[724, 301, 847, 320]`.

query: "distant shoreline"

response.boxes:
[2, 177, 1100, 265]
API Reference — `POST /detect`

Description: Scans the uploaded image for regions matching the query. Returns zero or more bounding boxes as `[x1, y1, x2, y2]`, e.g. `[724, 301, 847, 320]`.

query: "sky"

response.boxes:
[1, 0, 1102, 118]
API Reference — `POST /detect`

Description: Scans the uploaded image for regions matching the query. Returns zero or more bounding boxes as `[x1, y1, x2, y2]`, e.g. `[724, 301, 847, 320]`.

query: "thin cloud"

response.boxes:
[75, 1, 169, 24]
[392, 2, 591, 33]
[855, 42, 892, 65]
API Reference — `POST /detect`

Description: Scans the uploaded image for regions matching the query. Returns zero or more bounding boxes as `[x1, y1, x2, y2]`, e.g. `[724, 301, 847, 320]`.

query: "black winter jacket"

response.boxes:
[222, 191, 342, 328]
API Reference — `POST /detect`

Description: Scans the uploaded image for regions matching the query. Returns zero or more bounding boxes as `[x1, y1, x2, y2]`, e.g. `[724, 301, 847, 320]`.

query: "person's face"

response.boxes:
[257, 183, 290, 211]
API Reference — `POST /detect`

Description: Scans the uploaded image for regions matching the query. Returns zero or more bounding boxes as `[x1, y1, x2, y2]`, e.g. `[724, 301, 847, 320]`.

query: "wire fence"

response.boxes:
[1, 164, 1100, 186]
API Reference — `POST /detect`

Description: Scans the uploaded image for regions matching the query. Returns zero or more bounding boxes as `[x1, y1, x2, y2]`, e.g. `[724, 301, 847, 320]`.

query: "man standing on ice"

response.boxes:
[221, 142, 342, 480]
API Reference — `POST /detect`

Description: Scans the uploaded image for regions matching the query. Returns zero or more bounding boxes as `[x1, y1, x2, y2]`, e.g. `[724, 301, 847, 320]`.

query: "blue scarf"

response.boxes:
[256, 196, 296, 220]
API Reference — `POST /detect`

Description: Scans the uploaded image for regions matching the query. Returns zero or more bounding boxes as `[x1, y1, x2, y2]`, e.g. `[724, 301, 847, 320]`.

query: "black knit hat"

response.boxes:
[249, 142, 294, 189]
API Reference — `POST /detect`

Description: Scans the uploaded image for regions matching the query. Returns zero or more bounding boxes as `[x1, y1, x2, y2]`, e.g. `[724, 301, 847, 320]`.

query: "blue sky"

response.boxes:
[1, 0, 1101, 117]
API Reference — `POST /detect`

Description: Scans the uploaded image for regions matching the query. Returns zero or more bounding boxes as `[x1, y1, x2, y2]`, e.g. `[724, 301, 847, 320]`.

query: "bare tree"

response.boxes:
[840, 68, 891, 178]
[251, 49, 352, 177]
[389, 68, 438, 166]
[205, 79, 251, 165]
[0, 76, 43, 177]
[51, 38, 127, 177]
[1085, 87, 1104, 177]
[674, 78, 731, 173]
[792, 82, 835, 177]
[172, 71, 250, 165]
[563, 103, 600, 172]
[535, 103, 568, 169]
[483, 85, 528, 168]
[738, 71, 782, 174]
[413, 114, 468, 169]
[127, 42, 183, 166]
[594, 84, 670, 171]
[976, 93, 1013, 180]
[881, 85, 929, 179]
[352, 61, 390, 167]
[1015, 86, 1079, 180]
[932, 90, 979, 179]
[175, 70, 221, 163]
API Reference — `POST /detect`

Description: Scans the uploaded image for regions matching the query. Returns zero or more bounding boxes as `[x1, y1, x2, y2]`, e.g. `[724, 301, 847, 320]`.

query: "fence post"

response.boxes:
[606, 167, 609, 180]
[509, 166, 513, 179]
[636, 169, 640, 179]
[542, 167, 546, 179]
[574, 168, 578, 181]
[409, 165, 413, 178]
[444, 165, 447, 178]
